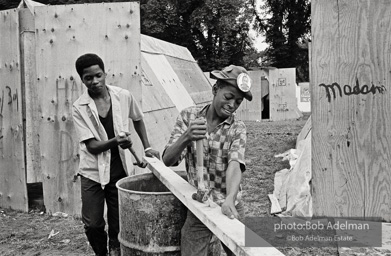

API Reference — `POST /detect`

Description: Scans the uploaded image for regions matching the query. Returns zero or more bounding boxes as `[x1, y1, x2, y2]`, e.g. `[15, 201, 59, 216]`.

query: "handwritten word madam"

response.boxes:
[319, 78, 386, 102]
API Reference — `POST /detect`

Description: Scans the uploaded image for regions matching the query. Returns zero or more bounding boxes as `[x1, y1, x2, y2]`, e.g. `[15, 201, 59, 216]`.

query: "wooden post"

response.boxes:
[19, 8, 41, 184]
[311, 0, 391, 221]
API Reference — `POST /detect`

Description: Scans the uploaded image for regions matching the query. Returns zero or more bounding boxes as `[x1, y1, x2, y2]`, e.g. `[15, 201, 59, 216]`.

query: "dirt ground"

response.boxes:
[1, 116, 341, 256]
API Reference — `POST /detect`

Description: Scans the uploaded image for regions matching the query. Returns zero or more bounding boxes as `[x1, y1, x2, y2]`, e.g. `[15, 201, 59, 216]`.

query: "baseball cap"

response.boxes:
[210, 65, 253, 101]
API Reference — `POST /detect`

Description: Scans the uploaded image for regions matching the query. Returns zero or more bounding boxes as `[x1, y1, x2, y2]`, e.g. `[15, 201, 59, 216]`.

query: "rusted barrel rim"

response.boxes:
[116, 173, 173, 195]
[118, 236, 179, 253]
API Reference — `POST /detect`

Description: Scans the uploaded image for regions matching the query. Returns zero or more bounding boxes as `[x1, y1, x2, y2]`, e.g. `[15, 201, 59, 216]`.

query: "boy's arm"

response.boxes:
[162, 119, 206, 166]
[84, 132, 133, 155]
[133, 119, 160, 159]
[221, 161, 242, 219]
[72, 106, 133, 155]
[162, 133, 191, 166]
[221, 122, 247, 219]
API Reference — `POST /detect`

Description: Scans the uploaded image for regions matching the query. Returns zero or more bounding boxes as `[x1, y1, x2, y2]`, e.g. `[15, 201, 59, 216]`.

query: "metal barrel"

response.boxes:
[116, 172, 186, 255]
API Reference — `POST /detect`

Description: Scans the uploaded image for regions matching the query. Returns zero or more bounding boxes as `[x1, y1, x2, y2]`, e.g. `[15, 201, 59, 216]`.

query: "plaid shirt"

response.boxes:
[165, 105, 247, 205]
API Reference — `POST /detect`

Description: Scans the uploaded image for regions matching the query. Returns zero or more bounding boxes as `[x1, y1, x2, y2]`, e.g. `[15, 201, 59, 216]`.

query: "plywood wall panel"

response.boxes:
[142, 54, 195, 112]
[296, 82, 311, 113]
[33, 2, 141, 215]
[0, 9, 28, 211]
[268, 68, 299, 121]
[166, 56, 212, 106]
[235, 71, 264, 121]
[311, 0, 391, 220]
[141, 54, 176, 113]
[141, 34, 194, 61]
[142, 108, 179, 157]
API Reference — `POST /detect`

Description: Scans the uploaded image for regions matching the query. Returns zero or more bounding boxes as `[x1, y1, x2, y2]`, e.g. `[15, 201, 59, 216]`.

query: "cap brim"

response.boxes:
[211, 70, 253, 101]
[210, 70, 232, 80]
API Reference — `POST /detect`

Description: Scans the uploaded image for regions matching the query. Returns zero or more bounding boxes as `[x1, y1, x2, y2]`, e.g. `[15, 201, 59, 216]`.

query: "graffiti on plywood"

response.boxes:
[301, 86, 310, 102]
[277, 102, 289, 112]
[278, 78, 287, 86]
[0, 86, 19, 115]
[319, 78, 386, 102]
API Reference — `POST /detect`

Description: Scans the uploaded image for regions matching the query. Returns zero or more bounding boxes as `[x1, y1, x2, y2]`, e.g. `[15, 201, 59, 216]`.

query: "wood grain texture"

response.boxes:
[144, 157, 285, 256]
[311, 0, 391, 221]
[0, 9, 28, 211]
[19, 8, 42, 183]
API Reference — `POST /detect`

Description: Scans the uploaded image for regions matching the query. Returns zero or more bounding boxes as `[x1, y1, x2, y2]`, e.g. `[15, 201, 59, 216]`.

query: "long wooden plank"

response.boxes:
[144, 157, 284, 256]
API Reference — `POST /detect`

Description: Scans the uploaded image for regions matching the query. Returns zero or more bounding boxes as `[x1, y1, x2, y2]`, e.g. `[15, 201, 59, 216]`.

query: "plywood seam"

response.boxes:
[141, 51, 198, 63]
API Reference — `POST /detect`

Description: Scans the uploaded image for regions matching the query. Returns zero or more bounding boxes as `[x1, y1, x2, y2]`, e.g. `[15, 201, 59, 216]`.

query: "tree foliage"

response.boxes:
[2, 0, 262, 71]
[140, 0, 262, 71]
[254, 0, 311, 82]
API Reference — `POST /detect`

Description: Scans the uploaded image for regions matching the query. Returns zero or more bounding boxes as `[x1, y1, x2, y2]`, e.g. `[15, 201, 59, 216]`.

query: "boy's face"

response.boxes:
[212, 83, 244, 119]
[81, 64, 106, 95]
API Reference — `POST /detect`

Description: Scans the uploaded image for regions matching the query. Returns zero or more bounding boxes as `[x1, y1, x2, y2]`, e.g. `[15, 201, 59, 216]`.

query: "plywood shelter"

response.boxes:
[235, 69, 268, 121]
[206, 67, 302, 121]
[296, 82, 311, 113]
[139, 34, 213, 164]
[0, 1, 210, 217]
[311, 0, 391, 221]
[0, 0, 142, 215]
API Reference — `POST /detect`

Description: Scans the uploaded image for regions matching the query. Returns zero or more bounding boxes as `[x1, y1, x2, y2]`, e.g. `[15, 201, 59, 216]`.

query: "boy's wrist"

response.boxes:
[225, 194, 237, 202]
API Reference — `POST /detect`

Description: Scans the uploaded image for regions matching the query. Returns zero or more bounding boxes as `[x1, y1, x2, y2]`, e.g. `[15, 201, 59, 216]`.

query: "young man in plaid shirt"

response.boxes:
[162, 65, 253, 256]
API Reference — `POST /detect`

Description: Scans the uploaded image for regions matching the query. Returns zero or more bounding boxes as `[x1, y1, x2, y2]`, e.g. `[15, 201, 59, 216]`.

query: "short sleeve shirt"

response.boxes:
[164, 105, 247, 204]
[72, 85, 144, 186]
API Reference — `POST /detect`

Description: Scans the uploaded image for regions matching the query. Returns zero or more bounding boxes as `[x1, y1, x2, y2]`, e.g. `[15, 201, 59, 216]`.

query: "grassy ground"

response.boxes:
[0, 116, 340, 256]
[243, 118, 337, 256]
